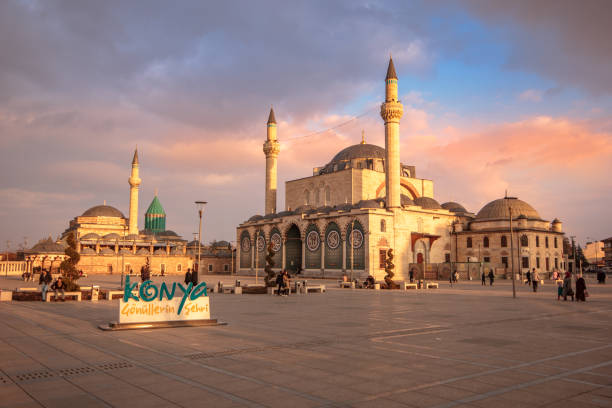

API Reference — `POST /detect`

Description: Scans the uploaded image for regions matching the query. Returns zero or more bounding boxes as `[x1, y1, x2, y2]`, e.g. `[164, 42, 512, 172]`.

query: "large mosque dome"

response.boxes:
[81, 205, 126, 218]
[319, 143, 386, 174]
[476, 198, 540, 220]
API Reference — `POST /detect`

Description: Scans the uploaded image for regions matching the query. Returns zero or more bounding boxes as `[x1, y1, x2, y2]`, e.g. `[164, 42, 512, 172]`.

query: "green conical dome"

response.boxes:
[145, 195, 166, 233]
[146, 196, 165, 215]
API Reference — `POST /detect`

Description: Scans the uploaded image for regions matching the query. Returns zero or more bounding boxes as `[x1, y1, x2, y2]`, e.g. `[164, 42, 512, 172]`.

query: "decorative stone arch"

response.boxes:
[269, 227, 282, 269]
[254, 229, 266, 269]
[345, 220, 365, 270]
[413, 239, 429, 264]
[282, 222, 301, 240]
[324, 222, 342, 269]
[375, 181, 420, 200]
[305, 223, 321, 269]
[284, 223, 302, 274]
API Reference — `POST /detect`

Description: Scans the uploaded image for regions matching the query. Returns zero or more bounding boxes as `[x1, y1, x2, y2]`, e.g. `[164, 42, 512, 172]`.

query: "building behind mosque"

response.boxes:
[236, 58, 567, 281]
[20, 150, 234, 276]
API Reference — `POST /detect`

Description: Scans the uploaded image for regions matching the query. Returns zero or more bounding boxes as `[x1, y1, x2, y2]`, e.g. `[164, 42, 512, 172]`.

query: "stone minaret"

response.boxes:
[263, 108, 280, 215]
[380, 57, 404, 208]
[128, 148, 141, 235]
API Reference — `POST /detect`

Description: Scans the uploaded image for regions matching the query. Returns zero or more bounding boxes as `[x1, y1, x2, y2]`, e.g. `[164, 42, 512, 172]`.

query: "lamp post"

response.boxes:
[350, 219, 356, 282]
[195, 201, 207, 281]
[570, 235, 577, 276]
[507, 197, 516, 299]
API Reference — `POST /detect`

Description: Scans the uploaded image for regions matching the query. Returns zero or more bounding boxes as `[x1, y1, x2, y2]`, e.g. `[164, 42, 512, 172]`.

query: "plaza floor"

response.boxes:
[0, 276, 611, 407]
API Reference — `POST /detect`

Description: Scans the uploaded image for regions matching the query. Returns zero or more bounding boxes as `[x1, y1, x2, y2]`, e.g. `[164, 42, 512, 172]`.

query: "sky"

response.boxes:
[1, 0, 611, 251]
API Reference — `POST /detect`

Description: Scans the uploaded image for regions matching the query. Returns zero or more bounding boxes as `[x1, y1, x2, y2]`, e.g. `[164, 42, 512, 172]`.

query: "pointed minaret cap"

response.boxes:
[386, 56, 397, 80]
[361, 129, 366, 144]
[132, 147, 139, 165]
[267, 107, 276, 124]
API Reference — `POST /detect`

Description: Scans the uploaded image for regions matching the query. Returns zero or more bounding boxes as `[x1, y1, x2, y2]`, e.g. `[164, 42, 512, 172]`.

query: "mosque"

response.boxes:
[23, 150, 234, 276]
[236, 58, 566, 281]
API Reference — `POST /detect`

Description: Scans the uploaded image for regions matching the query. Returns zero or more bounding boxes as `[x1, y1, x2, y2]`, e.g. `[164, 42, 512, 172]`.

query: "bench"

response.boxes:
[400, 282, 418, 290]
[101, 289, 124, 300]
[221, 286, 242, 294]
[45, 291, 82, 301]
[0, 291, 12, 301]
[305, 285, 326, 293]
[339, 281, 355, 289]
[18, 287, 39, 292]
[426, 282, 439, 289]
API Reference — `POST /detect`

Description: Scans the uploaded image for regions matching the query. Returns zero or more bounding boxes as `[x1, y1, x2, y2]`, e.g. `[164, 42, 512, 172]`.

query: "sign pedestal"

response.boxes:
[98, 277, 225, 331]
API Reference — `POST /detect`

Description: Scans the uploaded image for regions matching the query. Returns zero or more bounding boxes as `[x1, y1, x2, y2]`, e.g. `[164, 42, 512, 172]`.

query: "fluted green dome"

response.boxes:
[145, 196, 166, 233]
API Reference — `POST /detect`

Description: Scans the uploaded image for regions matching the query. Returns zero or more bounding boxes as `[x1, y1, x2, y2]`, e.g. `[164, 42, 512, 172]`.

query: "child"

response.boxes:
[557, 280, 563, 301]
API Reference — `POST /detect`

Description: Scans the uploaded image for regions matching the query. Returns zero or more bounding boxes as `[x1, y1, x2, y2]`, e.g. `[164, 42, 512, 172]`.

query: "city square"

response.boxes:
[1, 1, 611, 407]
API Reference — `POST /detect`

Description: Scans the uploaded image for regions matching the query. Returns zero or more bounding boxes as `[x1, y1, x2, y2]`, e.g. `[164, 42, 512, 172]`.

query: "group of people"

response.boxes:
[275, 270, 290, 296]
[480, 270, 495, 286]
[183, 268, 198, 286]
[38, 270, 67, 301]
[524, 268, 541, 292]
[557, 271, 588, 301]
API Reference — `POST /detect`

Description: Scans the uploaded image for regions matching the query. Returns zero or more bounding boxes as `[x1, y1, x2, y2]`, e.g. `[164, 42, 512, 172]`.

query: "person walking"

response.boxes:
[576, 275, 587, 302]
[39, 269, 52, 302]
[276, 270, 285, 296]
[481, 271, 486, 286]
[184, 268, 192, 285]
[50, 277, 66, 301]
[532, 268, 539, 293]
[562, 272, 574, 301]
[282, 270, 290, 296]
[191, 266, 198, 286]
[488, 270, 494, 286]
[525, 270, 531, 286]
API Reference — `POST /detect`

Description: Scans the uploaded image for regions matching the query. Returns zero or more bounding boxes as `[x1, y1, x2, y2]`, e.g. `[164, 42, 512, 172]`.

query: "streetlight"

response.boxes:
[570, 235, 577, 276]
[195, 201, 207, 282]
[506, 197, 516, 299]
[350, 219, 356, 283]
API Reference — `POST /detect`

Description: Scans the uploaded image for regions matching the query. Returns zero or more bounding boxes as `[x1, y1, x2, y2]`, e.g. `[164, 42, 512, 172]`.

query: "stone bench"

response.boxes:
[306, 285, 326, 293]
[339, 281, 355, 289]
[0, 290, 12, 301]
[221, 286, 242, 295]
[268, 286, 291, 295]
[426, 282, 439, 289]
[18, 287, 39, 292]
[101, 289, 124, 300]
[45, 291, 82, 301]
[400, 282, 418, 290]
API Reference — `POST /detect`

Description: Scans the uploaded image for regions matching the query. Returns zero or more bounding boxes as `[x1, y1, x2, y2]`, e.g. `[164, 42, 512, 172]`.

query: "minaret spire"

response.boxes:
[263, 107, 280, 215]
[381, 56, 404, 208]
[128, 148, 141, 235]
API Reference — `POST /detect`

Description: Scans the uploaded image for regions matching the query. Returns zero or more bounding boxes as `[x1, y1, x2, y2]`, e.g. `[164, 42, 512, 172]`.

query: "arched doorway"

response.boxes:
[417, 253, 424, 264]
[285, 224, 302, 274]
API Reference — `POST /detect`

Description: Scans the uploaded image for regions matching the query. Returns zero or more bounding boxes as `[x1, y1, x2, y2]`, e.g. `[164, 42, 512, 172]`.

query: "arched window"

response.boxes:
[545, 236, 549, 248]
[304, 189, 310, 205]
[380, 219, 386, 232]
[536, 236, 540, 247]
[315, 189, 320, 206]
[554, 237, 558, 248]
[325, 186, 331, 204]
[467, 237, 472, 248]
[521, 235, 529, 247]
[501, 235, 508, 247]
[483, 236, 489, 248]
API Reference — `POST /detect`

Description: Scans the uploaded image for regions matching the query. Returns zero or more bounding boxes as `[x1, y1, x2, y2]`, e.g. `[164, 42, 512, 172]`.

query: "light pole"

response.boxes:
[195, 201, 207, 281]
[570, 235, 577, 276]
[350, 219, 355, 282]
[507, 197, 516, 299]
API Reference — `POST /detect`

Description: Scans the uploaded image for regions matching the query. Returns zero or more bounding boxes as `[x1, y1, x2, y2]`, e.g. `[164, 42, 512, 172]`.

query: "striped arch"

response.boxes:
[376, 181, 420, 200]
[239, 230, 252, 269]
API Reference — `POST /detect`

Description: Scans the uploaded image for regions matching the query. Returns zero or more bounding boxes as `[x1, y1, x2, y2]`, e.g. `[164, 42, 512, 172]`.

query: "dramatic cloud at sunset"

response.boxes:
[0, 0, 611, 250]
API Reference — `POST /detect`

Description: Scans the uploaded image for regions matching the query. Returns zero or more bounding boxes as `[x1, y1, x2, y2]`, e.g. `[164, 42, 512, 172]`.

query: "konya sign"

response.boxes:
[119, 275, 210, 324]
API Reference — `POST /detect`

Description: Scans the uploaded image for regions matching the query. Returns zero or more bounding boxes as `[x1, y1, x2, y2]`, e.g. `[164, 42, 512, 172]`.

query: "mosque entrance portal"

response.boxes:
[285, 224, 302, 274]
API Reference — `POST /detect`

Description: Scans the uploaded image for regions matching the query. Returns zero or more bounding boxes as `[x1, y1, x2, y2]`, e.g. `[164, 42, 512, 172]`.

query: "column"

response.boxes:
[281, 238, 286, 270]
[301, 239, 306, 272]
[320, 232, 325, 274]
[342, 234, 346, 271]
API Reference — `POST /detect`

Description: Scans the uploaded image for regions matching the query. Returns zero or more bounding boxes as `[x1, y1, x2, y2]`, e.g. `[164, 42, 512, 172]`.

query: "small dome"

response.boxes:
[320, 143, 386, 173]
[157, 230, 178, 237]
[552, 218, 561, 223]
[334, 203, 354, 211]
[81, 205, 125, 218]
[28, 238, 66, 254]
[81, 247, 96, 254]
[277, 210, 295, 217]
[80, 233, 100, 240]
[118, 248, 132, 255]
[248, 215, 263, 222]
[103, 233, 121, 240]
[414, 197, 442, 210]
[441, 202, 468, 213]
[171, 247, 183, 255]
[476, 198, 540, 220]
[212, 240, 230, 248]
[154, 248, 166, 255]
[136, 247, 150, 255]
[263, 213, 276, 219]
[99, 247, 115, 255]
[401, 194, 414, 206]
[126, 234, 139, 240]
[358, 199, 383, 209]
[294, 205, 314, 214]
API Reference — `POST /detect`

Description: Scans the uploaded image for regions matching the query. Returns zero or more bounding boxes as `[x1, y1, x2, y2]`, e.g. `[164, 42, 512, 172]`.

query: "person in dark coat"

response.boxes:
[191, 267, 198, 286]
[488, 270, 494, 286]
[525, 270, 531, 286]
[576, 275, 587, 302]
[481, 271, 486, 286]
[562, 272, 574, 301]
[184, 268, 192, 285]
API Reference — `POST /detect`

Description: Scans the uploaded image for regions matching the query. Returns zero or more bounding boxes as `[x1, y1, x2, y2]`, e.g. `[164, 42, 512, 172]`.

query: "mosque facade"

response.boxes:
[23, 150, 234, 276]
[236, 58, 566, 281]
